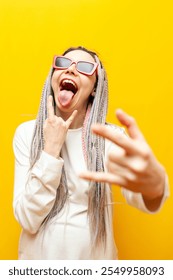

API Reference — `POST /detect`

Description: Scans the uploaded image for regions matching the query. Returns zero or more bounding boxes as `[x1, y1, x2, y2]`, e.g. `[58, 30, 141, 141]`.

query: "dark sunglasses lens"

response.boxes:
[55, 57, 71, 68]
[77, 62, 94, 74]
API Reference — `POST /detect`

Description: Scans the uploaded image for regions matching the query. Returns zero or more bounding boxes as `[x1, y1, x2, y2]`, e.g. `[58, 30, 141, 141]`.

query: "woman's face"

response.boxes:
[51, 50, 97, 115]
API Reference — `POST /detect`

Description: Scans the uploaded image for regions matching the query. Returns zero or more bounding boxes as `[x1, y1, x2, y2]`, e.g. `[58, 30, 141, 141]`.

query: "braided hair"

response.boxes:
[30, 46, 108, 249]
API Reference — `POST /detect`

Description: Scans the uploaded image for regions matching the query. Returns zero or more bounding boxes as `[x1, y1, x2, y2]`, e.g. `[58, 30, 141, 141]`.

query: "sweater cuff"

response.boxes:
[134, 174, 169, 213]
[122, 174, 169, 214]
[141, 174, 170, 213]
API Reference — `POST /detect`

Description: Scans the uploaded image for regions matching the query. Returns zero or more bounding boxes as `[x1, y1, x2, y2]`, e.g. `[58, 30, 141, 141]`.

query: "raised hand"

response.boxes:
[79, 109, 166, 208]
[43, 95, 77, 158]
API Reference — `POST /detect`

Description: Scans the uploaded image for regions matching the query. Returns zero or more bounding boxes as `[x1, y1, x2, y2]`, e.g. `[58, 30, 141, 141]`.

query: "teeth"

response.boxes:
[62, 79, 77, 89]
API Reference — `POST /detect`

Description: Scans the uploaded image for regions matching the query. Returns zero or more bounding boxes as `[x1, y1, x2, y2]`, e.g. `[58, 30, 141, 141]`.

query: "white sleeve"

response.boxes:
[13, 123, 64, 234]
[121, 174, 169, 213]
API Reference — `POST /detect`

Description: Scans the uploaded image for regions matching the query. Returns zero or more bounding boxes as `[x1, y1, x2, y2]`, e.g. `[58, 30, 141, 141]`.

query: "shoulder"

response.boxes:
[14, 120, 36, 135]
[13, 120, 36, 146]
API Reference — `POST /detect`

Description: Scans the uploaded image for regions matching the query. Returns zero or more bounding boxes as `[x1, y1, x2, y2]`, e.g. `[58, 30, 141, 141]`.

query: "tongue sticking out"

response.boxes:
[58, 90, 74, 107]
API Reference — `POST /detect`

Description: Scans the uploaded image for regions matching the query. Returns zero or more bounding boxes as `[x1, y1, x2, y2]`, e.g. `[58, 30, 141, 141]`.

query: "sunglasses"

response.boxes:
[53, 56, 98, 76]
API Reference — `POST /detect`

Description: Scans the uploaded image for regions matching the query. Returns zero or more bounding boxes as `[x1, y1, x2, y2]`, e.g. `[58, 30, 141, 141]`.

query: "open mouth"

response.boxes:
[60, 79, 78, 94]
[58, 79, 78, 107]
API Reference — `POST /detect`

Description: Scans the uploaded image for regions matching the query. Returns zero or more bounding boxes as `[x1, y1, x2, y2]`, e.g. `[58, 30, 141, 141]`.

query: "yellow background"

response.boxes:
[0, 0, 172, 259]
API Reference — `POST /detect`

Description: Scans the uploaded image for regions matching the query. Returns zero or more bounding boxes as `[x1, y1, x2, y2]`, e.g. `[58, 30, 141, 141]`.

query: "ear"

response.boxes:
[91, 78, 97, 96]
[91, 88, 96, 96]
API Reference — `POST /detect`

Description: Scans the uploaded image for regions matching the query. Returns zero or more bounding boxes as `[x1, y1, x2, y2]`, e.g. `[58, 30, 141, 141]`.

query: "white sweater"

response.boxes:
[13, 120, 169, 259]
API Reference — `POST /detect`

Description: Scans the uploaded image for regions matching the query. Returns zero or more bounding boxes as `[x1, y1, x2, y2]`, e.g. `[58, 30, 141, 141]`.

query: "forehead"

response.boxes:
[64, 50, 95, 63]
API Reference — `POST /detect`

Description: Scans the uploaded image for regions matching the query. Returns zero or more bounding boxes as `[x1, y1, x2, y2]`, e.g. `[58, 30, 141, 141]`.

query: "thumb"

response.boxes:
[116, 109, 144, 140]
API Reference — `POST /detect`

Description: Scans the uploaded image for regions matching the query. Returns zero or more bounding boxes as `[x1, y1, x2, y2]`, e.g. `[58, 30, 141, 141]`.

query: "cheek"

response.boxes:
[51, 71, 61, 90]
[82, 76, 96, 93]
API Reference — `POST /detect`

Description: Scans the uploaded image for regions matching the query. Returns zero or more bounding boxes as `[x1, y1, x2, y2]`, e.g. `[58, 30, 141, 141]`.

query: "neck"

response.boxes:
[56, 107, 87, 129]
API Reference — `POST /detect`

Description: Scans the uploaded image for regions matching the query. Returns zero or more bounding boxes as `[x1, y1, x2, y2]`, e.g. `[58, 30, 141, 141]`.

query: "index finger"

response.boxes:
[47, 95, 55, 119]
[116, 109, 145, 140]
[91, 124, 137, 154]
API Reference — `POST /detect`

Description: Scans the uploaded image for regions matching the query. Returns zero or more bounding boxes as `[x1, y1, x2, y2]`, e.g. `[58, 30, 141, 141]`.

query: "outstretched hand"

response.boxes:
[79, 109, 165, 208]
[43, 95, 77, 158]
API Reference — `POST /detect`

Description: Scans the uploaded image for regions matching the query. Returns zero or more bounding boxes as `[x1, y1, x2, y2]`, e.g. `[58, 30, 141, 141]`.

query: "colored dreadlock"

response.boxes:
[30, 46, 108, 249]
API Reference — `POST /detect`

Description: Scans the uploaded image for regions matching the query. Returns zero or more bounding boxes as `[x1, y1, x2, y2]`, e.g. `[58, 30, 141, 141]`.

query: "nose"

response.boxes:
[65, 62, 77, 75]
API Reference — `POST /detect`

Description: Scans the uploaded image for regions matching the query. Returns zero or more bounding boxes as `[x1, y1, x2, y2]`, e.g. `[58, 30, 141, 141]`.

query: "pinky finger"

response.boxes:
[66, 110, 78, 128]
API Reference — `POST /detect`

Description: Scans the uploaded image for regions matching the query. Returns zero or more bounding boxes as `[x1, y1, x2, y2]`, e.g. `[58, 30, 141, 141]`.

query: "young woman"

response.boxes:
[13, 46, 169, 259]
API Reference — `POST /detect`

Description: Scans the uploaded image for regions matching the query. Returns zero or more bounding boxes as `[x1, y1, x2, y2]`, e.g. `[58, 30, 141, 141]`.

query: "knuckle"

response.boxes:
[136, 142, 151, 159]
[125, 172, 137, 182]
[134, 162, 147, 174]
[61, 122, 67, 129]
[129, 157, 148, 174]
[57, 117, 64, 125]
[115, 132, 123, 141]
[108, 151, 118, 162]
[141, 147, 151, 159]
[57, 116, 63, 123]
[107, 152, 113, 161]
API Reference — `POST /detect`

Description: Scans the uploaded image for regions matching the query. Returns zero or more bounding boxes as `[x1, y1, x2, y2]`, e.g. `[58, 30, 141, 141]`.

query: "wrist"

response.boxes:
[43, 144, 61, 159]
[143, 165, 165, 201]
[153, 165, 165, 199]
